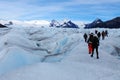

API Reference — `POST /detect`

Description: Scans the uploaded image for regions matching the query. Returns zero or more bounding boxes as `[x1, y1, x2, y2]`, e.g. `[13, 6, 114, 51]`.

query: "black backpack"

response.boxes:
[92, 36, 99, 47]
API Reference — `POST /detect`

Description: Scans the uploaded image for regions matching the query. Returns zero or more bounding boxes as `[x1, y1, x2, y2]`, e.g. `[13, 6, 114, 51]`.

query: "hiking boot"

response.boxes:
[91, 55, 93, 57]
[97, 57, 99, 59]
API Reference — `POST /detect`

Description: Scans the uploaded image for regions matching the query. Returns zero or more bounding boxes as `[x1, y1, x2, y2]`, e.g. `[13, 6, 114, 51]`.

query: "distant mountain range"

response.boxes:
[49, 20, 79, 28]
[1, 17, 120, 28]
[84, 17, 120, 28]
[0, 20, 79, 28]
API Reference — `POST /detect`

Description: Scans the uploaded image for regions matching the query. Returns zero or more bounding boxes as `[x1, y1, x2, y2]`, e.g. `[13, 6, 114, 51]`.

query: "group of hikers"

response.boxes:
[83, 30, 108, 59]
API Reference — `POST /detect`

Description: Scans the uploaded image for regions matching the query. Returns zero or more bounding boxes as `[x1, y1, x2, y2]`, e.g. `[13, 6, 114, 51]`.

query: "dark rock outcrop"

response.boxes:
[0, 23, 7, 28]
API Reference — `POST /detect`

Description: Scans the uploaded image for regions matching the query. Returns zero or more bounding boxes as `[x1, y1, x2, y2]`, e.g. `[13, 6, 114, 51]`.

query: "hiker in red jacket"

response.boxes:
[87, 33, 94, 54]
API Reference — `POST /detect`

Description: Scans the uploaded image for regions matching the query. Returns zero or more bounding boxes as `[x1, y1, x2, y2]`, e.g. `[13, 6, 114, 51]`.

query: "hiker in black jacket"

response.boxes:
[97, 32, 101, 40]
[83, 33, 88, 42]
[91, 35, 100, 59]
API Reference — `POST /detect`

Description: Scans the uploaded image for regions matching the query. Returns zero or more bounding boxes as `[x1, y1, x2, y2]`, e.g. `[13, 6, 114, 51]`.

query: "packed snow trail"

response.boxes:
[0, 59, 120, 80]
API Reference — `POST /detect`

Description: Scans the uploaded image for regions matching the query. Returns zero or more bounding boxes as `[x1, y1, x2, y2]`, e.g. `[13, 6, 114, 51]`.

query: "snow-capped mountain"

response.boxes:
[0, 23, 7, 28]
[49, 20, 60, 27]
[0, 20, 8, 28]
[93, 18, 103, 24]
[61, 20, 79, 28]
[84, 18, 103, 28]
[49, 20, 79, 28]
[84, 17, 120, 28]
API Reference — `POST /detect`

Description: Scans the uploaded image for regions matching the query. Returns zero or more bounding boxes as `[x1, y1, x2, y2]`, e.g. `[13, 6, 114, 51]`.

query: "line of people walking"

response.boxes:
[83, 30, 108, 59]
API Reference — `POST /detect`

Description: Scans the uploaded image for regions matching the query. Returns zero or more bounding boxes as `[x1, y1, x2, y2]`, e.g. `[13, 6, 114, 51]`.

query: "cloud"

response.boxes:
[0, 1, 30, 19]
[0, 0, 119, 21]
[72, 0, 120, 4]
[0, 0, 65, 20]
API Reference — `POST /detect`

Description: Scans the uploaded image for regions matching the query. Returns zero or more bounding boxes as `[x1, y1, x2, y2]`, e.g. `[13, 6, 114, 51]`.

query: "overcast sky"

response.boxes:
[0, 0, 120, 22]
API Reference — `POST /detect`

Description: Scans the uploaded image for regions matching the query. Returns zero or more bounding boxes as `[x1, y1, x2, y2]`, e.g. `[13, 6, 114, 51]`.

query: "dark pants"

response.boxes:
[84, 38, 87, 42]
[91, 46, 99, 58]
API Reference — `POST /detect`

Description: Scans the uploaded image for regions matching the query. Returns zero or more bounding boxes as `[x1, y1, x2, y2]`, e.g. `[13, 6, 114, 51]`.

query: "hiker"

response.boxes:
[91, 35, 100, 59]
[97, 32, 101, 40]
[105, 30, 108, 37]
[87, 33, 94, 54]
[83, 33, 88, 42]
[95, 30, 98, 34]
[101, 31, 105, 40]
